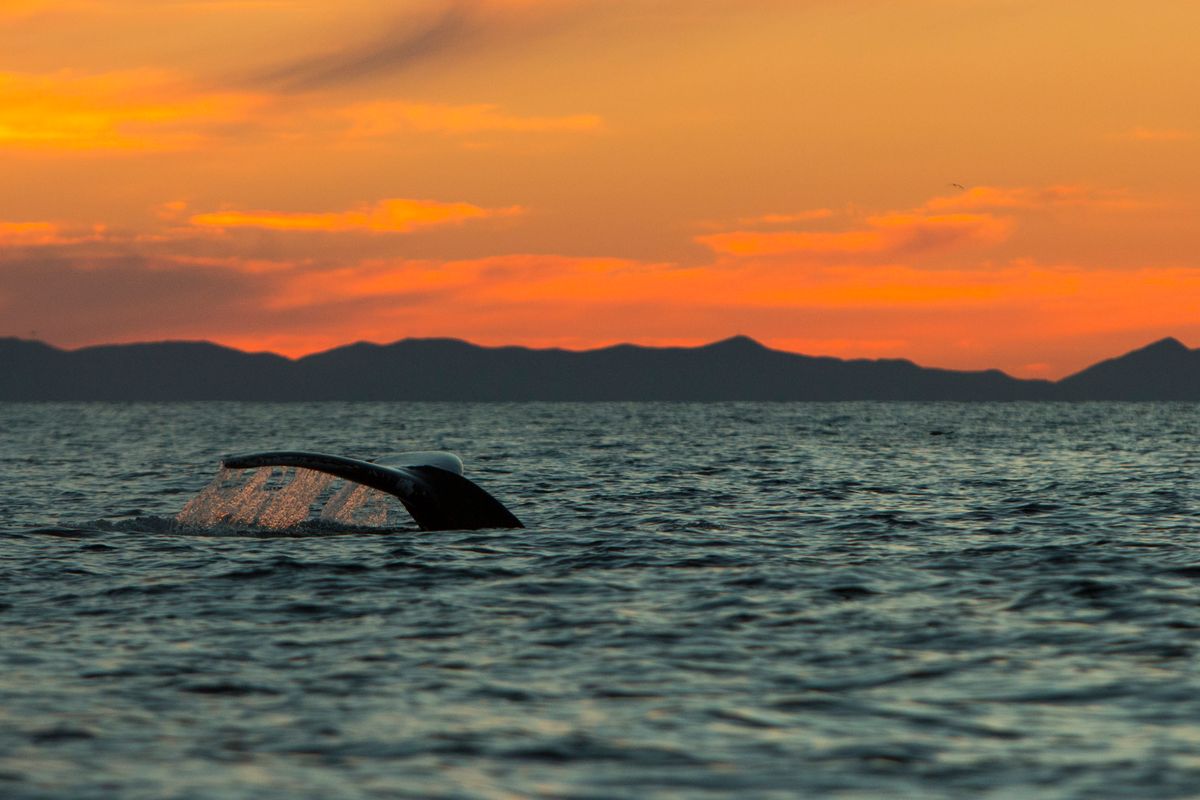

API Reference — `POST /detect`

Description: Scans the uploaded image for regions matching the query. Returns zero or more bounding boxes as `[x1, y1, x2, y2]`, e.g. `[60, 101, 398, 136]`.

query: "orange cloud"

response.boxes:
[189, 198, 523, 234]
[341, 101, 602, 138]
[0, 70, 262, 151]
[697, 213, 1011, 258]
[155, 200, 190, 221]
[924, 185, 1145, 212]
[1115, 127, 1194, 142]
[0, 0, 89, 18]
[0, 221, 63, 245]
[235, 252, 1139, 318]
[5, 226, 1199, 378]
[226, 256, 1200, 377]
[735, 209, 835, 226]
[256, 255, 664, 310]
[0, 219, 110, 245]
[4, 184, 1196, 379]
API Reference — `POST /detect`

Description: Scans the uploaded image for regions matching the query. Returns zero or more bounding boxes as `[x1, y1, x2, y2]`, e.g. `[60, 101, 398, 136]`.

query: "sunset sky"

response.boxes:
[2, 0, 1198, 377]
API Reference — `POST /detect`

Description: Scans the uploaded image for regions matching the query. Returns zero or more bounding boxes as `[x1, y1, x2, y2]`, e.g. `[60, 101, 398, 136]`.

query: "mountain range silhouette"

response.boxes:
[1, 335, 1196, 400]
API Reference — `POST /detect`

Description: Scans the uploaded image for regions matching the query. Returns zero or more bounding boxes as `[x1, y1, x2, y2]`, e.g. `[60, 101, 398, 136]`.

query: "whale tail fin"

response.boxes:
[220, 450, 523, 531]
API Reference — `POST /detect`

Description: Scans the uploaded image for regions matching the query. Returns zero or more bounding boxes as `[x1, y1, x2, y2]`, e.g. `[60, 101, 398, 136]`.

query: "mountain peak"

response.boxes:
[705, 335, 769, 352]
[1057, 335, 1197, 399]
[1138, 336, 1189, 354]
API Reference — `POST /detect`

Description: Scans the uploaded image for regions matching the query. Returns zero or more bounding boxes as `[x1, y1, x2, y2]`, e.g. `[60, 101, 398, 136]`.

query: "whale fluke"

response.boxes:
[220, 450, 522, 531]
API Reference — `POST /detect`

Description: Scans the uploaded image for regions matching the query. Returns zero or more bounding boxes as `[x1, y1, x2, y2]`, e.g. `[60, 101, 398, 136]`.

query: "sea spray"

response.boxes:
[176, 466, 397, 529]
[320, 481, 391, 527]
[255, 468, 335, 529]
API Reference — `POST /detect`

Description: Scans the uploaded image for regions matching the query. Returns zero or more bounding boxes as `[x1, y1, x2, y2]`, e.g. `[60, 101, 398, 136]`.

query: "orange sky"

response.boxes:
[1, 0, 1198, 378]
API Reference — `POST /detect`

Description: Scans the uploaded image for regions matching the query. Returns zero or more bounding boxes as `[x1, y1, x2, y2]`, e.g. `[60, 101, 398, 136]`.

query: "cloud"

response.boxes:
[1114, 126, 1194, 142]
[0, 70, 262, 151]
[697, 213, 1011, 259]
[242, 256, 1200, 375]
[340, 101, 601, 138]
[734, 209, 835, 226]
[0, 221, 65, 245]
[0, 0, 92, 19]
[224, 252, 1066, 317]
[239, 0, 788, 93]
[0, 219, 112, 245]
[5, 226, 1200, 379]
[0, 68, 599, 153]
[924, 185, 1145, 212]
[5, 182, 1197, 378]
[189, 198, 523, 234]
[155, 200, 190, 221]
[248, 5, 474, 92]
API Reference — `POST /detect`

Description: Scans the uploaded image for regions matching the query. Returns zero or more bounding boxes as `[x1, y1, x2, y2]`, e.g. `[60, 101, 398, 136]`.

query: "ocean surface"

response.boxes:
[1, 402, 1198, 799]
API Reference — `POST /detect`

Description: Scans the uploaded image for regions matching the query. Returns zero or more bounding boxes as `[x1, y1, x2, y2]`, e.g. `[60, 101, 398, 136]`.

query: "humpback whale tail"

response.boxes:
[220, 451, 523, 531]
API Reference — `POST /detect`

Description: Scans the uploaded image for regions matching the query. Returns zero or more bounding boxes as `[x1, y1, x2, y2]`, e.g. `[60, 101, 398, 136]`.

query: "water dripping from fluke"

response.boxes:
[175, 466, 399, 531]
[178, 451, 522, 532]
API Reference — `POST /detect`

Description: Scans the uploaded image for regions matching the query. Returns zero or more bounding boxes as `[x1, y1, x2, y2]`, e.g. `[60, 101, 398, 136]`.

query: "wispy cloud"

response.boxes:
[1114, 126, 1194, 142]
[189, 198, 523, 234]
[0, 70, 261, 151]
[924, 185, 1146, 212]
[0, 0, 92, 20]
[697, 213, 1011, 259]
[0, 219, 110, 245]
[734, 209, 835, 226]
[341, 100, 601, 138]
[0, 221, 64, 245]
[239, 0, 800, 93]
[247, 5, 474, 92]
[0, 67, 600, 152]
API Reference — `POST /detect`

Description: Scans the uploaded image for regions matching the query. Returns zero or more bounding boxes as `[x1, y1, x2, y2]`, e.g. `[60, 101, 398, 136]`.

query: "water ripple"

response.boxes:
[0, 401, 1198, 798]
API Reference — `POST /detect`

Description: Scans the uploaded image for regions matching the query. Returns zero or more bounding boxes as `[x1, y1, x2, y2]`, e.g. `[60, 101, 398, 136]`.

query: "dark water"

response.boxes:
[2, 402, 1198, 799]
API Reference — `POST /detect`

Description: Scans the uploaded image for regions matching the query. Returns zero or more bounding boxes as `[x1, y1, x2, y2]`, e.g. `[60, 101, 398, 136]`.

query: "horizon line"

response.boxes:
[4, 332, 1192, 383]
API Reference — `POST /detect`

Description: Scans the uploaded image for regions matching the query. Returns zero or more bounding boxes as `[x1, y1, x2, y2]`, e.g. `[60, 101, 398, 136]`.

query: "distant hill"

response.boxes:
[0, 335, 1195, 401]
[1055, 337, 1200, 400]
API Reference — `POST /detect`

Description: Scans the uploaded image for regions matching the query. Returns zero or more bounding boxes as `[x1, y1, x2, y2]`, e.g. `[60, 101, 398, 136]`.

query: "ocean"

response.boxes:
[1, 402, 1198, 799]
